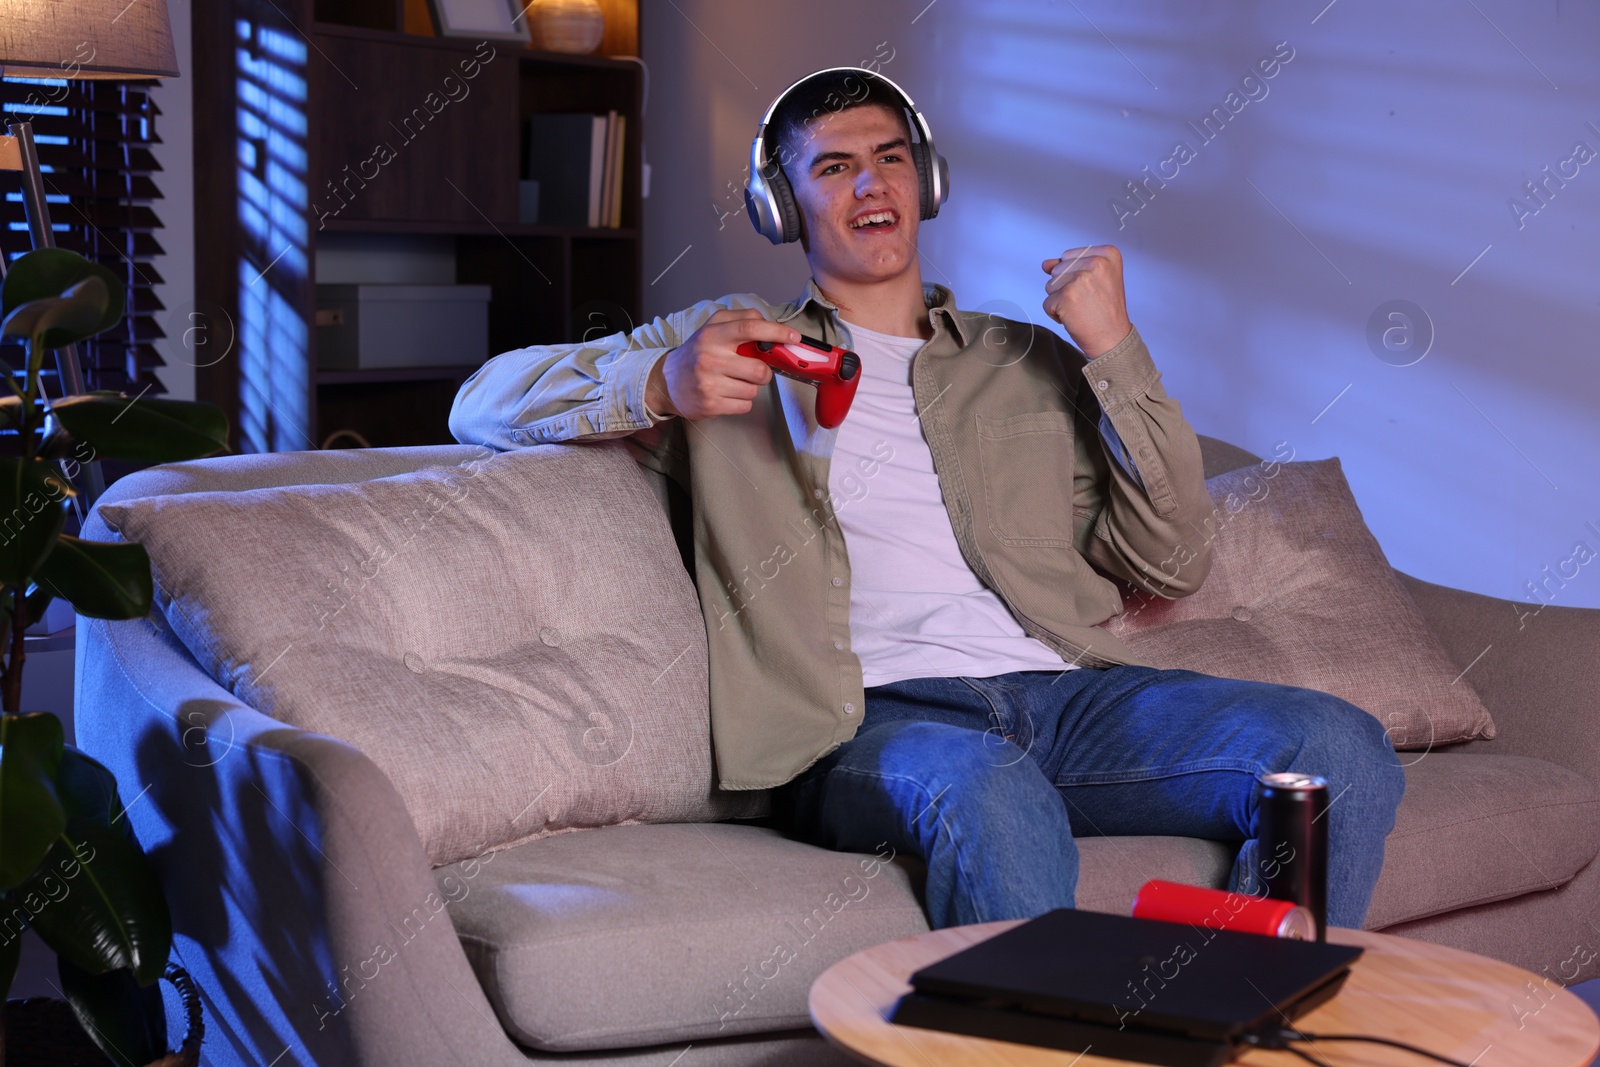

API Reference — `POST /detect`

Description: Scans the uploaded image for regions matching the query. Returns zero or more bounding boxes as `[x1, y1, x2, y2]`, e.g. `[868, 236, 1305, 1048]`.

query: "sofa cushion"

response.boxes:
[1106, 457, 1497, 748]
[437, 820, 1237, 1052]
[1074, 836, 1235, 914]
[437, 822, 930, 1051]
[96, 443, 766, 866]
[1366, 753, 1600, 928]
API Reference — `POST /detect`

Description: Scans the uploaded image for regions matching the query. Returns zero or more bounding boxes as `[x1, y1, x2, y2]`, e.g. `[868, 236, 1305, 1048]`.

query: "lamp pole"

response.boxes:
[8, 121, 91, 398]
[2, 120, 106, 503]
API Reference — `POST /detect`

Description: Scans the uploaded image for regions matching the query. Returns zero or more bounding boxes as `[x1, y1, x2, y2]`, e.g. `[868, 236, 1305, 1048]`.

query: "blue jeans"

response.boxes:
[770, 666, 1405, 930]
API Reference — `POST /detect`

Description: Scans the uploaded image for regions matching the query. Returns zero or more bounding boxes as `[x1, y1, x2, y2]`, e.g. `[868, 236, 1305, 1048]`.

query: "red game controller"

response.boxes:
[736, 333, 861, 428]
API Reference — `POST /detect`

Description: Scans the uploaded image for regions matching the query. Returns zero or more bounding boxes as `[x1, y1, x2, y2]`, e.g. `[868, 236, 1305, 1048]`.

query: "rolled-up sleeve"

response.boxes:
[449, 293, 779, 451]
[449, 326, 674, 451]
[1076, 324, 1215, 597]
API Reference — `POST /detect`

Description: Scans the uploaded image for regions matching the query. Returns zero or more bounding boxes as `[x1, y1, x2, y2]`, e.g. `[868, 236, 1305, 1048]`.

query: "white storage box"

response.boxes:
[316, 284, 492, 370]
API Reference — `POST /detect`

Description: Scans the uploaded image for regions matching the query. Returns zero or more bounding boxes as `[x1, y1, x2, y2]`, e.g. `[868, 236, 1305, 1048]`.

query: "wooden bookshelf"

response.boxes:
[193, 0, 643, 451]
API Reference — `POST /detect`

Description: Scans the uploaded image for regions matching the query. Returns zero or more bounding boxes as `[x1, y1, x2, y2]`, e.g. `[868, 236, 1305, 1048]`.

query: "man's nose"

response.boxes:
[855, 164, 889, 197]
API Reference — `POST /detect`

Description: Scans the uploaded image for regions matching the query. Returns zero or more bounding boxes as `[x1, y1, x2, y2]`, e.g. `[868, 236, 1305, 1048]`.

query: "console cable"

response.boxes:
[1243, 1025, 1477, 1067]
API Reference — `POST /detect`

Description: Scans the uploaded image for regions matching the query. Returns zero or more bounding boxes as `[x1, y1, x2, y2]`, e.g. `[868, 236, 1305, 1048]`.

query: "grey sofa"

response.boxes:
[76, 436, 1600, 1067]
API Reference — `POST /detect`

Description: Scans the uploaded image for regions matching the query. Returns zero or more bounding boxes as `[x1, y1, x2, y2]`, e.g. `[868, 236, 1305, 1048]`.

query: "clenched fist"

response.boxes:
[1041, 244, 1134, 359]
[645, 308, 799, 421]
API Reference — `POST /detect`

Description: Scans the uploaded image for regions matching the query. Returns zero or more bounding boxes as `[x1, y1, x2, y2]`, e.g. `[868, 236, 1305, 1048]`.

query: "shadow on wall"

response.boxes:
[131, 703, 356, 1066]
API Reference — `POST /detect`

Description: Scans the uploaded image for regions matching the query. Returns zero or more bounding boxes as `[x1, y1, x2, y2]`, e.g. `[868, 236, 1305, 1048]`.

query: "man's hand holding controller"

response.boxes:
[645, 309, 799, 420]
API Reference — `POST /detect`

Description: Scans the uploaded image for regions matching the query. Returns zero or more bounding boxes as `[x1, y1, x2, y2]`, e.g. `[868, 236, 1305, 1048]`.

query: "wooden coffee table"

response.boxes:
[810, 921, 1600, 1066]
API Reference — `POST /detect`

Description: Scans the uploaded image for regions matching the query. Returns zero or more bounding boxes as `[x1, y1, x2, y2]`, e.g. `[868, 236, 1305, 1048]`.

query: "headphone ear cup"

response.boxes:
[911, 142, 934, 220]
[766, 163, 804, 244]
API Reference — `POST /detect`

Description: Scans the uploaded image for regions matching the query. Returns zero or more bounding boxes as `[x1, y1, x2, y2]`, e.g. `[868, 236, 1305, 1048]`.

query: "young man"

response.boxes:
[449, 68, 1404, 930]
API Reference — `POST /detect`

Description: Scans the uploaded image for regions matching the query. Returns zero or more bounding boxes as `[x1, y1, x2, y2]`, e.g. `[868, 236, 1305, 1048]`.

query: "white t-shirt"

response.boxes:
[828, 319, 1075, 688]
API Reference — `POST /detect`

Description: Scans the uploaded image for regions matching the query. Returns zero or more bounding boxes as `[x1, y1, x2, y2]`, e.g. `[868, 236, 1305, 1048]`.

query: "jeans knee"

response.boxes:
[1285, 689, 1378, 756]
[1285, 691, 1406, 819]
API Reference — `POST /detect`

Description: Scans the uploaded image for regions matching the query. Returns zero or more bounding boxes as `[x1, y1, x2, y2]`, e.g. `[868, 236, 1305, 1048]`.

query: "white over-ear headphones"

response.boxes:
[743, 66, 950, 246]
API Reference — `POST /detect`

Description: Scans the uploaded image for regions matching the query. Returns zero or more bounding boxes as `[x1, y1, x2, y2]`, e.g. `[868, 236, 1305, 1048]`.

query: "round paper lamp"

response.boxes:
[530, 0, 606, 55]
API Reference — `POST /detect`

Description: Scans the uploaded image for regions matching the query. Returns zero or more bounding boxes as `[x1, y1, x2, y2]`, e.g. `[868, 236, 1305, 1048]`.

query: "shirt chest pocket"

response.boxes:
[974, 409, 1078, 547]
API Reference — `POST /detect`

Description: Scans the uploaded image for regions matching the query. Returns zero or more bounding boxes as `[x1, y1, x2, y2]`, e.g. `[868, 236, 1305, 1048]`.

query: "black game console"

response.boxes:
[891, 908, 1363, 1067]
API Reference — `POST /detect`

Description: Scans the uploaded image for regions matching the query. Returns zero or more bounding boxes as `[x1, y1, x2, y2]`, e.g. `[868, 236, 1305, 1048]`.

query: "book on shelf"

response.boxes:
[522, 113, 591, 225]
[523, 110, 627, 228]
[585, 112, 605, 227]
[599, 109, 619, 227]
[607, 112, 626, 227]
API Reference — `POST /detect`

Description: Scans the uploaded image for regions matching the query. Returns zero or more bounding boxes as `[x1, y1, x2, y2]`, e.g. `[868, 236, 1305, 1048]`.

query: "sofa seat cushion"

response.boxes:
[1366, 753, 1600, 928]
[95, 443, 766, 867]
[1106, 457, 1497, 748]
[439, 821, 1238, 1052]
[435, 822, 930, 1051]
[1074, 836, 1234, 914]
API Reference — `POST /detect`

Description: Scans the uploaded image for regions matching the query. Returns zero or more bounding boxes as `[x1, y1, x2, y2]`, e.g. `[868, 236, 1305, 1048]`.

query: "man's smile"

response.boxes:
[847, 208, 900, 234]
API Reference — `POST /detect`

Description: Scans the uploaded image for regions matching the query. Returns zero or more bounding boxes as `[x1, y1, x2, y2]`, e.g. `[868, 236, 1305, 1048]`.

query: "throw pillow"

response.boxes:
[1103, 457, 1496, 748]
[96, 443, 767, 866]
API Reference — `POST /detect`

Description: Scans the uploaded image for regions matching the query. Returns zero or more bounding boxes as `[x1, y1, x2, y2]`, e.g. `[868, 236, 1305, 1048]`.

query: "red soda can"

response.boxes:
[1131, 879, 1316, 940]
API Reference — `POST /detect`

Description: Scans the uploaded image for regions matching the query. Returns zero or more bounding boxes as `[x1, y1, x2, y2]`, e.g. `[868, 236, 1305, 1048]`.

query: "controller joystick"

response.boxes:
[737, 332, 861, 428]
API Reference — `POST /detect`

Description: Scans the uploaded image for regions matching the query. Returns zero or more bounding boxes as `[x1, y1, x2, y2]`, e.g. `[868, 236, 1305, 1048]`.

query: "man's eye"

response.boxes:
[880, 154, 902, 163]
[821, 163, 846, 175]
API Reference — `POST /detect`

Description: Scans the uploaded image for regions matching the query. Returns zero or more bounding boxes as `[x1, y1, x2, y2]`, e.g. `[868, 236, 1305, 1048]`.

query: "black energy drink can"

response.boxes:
[1257, 772, 1329, 941]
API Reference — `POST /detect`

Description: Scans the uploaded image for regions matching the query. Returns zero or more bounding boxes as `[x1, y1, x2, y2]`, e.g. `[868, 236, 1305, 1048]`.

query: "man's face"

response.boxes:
[782, 104, 921, 285]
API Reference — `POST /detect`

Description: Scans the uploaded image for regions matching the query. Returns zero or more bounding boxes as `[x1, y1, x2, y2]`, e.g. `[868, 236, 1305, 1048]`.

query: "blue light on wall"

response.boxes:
[915, 0, 1600, 609]
[235, 17, 310, 454]
[640, 0, 1596, 610]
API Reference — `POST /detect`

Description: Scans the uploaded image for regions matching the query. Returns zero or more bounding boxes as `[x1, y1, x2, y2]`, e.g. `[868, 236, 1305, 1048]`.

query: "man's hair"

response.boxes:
[767, 70, 913, 179]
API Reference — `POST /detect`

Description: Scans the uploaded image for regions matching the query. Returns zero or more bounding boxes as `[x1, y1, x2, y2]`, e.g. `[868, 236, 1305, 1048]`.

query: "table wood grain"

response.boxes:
[809, 921, 1599, 1066]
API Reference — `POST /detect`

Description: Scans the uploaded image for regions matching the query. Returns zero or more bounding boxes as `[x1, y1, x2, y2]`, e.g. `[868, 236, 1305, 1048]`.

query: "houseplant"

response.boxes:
[0, 248, 228, 1065]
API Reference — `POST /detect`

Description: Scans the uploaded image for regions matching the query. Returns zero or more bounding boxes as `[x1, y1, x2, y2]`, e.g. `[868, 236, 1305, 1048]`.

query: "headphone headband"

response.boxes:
[744, 66, 949, 246]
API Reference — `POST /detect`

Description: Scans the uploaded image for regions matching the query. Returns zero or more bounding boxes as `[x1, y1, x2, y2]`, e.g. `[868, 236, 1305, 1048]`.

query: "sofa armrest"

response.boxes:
[1397, 571, 1600, 780]
[75, 613, 529, 1067]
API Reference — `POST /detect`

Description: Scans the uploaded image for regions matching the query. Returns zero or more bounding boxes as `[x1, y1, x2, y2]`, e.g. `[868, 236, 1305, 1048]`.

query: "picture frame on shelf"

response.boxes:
[426, 0, 532, 42]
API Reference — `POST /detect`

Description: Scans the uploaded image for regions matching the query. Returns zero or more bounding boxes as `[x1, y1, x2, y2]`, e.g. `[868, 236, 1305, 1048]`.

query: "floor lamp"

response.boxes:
[0, 0, 181, 509]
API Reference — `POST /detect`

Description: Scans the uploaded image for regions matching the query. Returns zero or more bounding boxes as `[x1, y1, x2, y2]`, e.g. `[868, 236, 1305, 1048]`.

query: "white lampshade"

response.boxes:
[0, 0, 179, 80]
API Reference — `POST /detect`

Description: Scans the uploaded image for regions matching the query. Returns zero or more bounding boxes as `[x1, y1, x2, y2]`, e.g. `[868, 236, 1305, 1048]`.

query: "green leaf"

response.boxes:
[58, 956, 166, 1067]
[0, 906, 22, 1000]
[38, 430, 74, 460]
[24, 583, 53, 630]
[24, 817, 171, 985]
[0, 249, 124, 349]
[0, 712, 67, 890]
[0, 457, 71, 587]
[49, 393, 229, 463]
[1, 280, 110, 353]
[37, 536, 152, 621]
[55, 747, 130, 833]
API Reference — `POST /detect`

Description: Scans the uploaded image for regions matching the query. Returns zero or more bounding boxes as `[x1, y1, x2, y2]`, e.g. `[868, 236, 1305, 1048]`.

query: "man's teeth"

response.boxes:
[850, 212, 897, 229]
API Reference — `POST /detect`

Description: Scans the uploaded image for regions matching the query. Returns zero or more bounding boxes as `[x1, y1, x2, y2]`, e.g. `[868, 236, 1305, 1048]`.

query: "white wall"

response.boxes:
[642, 0, 1600, 609]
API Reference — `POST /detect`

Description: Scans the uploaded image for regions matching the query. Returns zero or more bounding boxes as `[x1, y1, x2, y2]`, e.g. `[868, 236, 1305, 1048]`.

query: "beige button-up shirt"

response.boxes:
[449, 279, 1214, 790]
